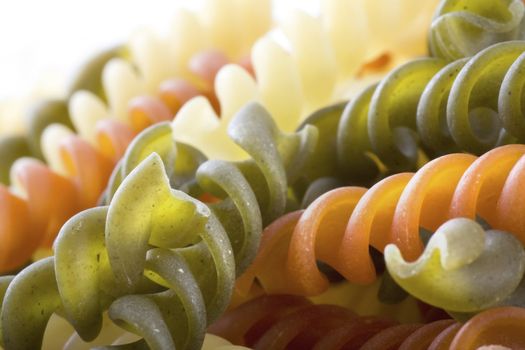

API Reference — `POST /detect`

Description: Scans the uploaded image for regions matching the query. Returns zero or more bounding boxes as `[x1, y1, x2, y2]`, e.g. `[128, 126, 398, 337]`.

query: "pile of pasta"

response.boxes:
[1, 0, 525, 349]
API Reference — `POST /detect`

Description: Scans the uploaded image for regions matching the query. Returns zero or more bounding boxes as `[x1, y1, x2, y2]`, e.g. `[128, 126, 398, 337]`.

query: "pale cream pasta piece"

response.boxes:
[68, 91, 109, 145]
[40, 124, 75, 177]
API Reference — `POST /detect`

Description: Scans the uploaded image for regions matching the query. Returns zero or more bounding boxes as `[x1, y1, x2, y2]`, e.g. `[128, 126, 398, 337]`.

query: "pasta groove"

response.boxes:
[209, 294, 525, 350]
[0, 102, 316, 349]
[237, 145, 525, 307]
[297, 40, 525, 190]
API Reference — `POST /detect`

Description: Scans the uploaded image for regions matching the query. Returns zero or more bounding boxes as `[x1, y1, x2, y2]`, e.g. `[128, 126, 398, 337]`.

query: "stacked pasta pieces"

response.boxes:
[2, 0, 525, 349]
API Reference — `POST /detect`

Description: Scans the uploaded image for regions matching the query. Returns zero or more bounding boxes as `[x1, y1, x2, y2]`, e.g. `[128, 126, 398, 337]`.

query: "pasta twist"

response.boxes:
[0, 0, 444, 275]
[171, 0, 440, 162]
[0, 102, 316, 349]
[294, 40, 525, 188]
[236, 144, 525, 309]
[0, 0, 272, 273]
[34, 313, 248, 350]
[209, 294, 525, 350]
[0, 136, 113, 272]
[429, 0, 525, 61]
[0, 0, 271, 171]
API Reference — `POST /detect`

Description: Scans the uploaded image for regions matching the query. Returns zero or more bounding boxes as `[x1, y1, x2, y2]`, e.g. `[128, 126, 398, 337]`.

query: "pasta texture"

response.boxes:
[209, 294, 525, 350]
[3, 0, 525, 349]
[0, 0, 442, 275]
[0, 102, 316, 349]
[0, 0, 273, 273]
[236, 144, 525, 307]
[429, 0, 525, 61]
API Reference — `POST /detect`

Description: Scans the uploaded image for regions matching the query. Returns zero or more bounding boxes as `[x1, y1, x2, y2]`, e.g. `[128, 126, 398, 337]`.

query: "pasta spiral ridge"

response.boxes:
[0, 102, 317, 349]
[0, 133, 114, 273]
[299, 40, 525, 188]
[0, 0, 273, 273]
[0, 0, 444, 274]
[237, 144, 525, 314]
[209, 294, 525, 350]
[429, 0, 525, 61]
[171, 0, 441, 162]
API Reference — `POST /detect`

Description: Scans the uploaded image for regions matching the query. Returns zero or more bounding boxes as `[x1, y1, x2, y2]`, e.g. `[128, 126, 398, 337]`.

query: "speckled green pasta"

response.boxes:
[105, 103, 317, 220]
[385, 218, 525, 314]
[429, 0, 525, 61]
[0, 102, 317, 350]
[295, 40, 525, 200]
[294, 57, 447, 194]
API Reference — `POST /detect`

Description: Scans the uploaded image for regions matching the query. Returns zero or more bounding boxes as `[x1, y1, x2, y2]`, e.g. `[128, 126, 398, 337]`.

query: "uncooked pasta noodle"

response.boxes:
[0, 0, 441, 276]
[209, 294, 525, 350]
[0, 0, 272, 274]
[0, 102, 318, 349]
[429, 0, 525, 61]
[286, 38, 525, 199]
[2, 0, 525, 349]
[171, 0, 443, 160]
[236, 145, 525, 307]
[0, 0, 455, 270]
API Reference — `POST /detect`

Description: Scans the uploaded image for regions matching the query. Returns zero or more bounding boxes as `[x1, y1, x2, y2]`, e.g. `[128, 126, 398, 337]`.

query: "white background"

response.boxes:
[0, 0, 318, 100]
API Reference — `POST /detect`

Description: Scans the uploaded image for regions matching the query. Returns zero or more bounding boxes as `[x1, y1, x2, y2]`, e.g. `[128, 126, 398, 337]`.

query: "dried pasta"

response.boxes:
[0, 102, 316, 349]
[209, 294, 525, 350]
[236, 145, 525, 300]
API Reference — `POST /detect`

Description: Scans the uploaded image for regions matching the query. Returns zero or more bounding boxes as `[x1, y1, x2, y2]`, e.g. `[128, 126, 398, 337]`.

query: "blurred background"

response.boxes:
[0, 0, 318, 99]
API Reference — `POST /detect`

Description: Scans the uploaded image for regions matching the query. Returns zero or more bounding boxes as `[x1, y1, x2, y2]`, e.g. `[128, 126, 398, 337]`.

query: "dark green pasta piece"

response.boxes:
[26, 99, 75, 159]
[67, 45, 127, 102]
[337, 58, 447, 174]
[0, 135, 31, 185]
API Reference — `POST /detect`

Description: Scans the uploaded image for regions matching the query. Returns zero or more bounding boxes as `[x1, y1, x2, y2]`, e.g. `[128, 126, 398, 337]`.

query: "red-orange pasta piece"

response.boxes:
[311, 316, 395, 350]
[128, 96, 173, 132]
[497, 154, 525, 243]
[359, 324, 423, 350]
[237, 144, 525, 296]
[189, 50, 230, 86]
[0, 186, 34, 271]
[428, 323, 462, 350]
[10, 158, 80, 248]
[159, 78, 202, 114]
[340, 173, 413, 284]
[252, 304, 356, 350]
[449, 307, 525, 350]
[398, 319, 456, 350]
[208, 294, 312, 346]
[287, 187, 367, 295]
[95, 119, 137, 162]
[390, 153, 476, 261]
[448, 144, 525, 227]
[58, 135, 114, 208]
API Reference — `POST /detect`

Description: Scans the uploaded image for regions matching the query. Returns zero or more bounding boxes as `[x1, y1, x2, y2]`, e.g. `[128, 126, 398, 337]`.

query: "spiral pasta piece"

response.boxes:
[429, 0, 525, 61]
[210, 295, 525, 350]
[236, 144, 525, 305]
[287, 40, 525, 189]
[385, 218, 525, 313]
[38, 312, 249, 350]
[0, 130, 115, 272]
[0, 100, 319, 349]
[172, 1, 441, 161]
[0, 1, 274, 272]
[0, 0, 443, 275]
[1, 0, 271, 170]
[449, 306, 525, 350]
